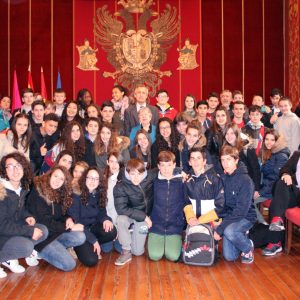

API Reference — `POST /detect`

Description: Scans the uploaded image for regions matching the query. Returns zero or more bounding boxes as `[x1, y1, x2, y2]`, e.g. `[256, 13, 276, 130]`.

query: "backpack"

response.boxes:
[183, 224, 216, 266]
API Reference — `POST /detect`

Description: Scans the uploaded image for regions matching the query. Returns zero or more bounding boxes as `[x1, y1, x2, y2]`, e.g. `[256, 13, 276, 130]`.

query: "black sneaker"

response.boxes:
[262, 243, 282, 256]
[269, 220, 285, 231]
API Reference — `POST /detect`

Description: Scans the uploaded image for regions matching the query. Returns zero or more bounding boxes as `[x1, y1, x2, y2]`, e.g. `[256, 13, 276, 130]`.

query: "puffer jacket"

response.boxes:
[260, 135, 290, 198]
[0, 181, 33, 249]
[150, 172, 186, 235]
[113, 169, 157, 222]
[184, 165, 224, 218]
[27, 185, 69, 251]
[216, 162, 256, 236]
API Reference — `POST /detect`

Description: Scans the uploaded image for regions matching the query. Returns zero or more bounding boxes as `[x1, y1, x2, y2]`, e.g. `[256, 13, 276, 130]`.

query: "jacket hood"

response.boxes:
[117, 136, 130, 151]
[0, 182, 7, 201]
[178, 134, 207, 152]
[0, 178, 22, 199]
[271, 135, 289, 154]
[124, 169, 148, 184]
[190, 164, 214, 178]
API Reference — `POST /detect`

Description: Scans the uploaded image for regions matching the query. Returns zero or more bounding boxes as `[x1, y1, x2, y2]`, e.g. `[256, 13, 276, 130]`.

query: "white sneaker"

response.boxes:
[0, 267, 7, 278]
[25, 250, 40, 267]
[2, 260, 25, 273]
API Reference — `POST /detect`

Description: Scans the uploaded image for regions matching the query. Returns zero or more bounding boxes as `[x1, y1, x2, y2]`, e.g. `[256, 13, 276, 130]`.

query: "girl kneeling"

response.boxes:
[27, 166, 85, 271]
[68, 167, 117, 266]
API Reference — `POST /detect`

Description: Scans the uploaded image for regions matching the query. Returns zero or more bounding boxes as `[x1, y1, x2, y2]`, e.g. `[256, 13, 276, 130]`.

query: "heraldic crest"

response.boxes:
[94, 0, 180, 96]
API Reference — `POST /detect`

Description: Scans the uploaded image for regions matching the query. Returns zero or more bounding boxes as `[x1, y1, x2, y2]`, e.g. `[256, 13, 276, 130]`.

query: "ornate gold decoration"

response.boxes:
[177, 39, 199, 70]
[76, 39, 99, 71]
[94, 3, 180, 96]
[288, 0, 299, 107]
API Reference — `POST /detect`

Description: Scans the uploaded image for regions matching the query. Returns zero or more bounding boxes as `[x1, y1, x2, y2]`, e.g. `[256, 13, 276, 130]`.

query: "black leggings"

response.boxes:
[270, 180, 300, 219]
[74, 223, 117, 267]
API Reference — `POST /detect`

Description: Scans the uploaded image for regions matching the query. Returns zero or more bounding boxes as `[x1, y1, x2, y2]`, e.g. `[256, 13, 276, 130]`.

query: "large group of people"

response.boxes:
[0, 85, 300, 278]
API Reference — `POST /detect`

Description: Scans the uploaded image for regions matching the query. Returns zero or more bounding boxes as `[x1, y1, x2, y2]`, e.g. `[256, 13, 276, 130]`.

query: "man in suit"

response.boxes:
[124, 85, 159, 136]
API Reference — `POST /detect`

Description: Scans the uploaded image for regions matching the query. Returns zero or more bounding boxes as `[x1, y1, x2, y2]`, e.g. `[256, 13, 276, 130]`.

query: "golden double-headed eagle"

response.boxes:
[94, 0, 180, 96]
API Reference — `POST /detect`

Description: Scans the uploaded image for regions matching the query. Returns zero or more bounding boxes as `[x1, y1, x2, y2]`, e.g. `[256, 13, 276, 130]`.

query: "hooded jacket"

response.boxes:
[0, 180, 33, 249]
[184, 165, 224, 219]
[150, 171, 186, 235]
[260, 135, 290, 197]
[27, 185, 69, 251]
[216, 162, 256, 236]
[113, 169, 157, 222]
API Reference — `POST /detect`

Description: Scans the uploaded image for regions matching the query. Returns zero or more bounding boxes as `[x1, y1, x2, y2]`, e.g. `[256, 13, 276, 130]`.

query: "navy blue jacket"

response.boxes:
[184, 166, 224, 218]
[150, 173, 186, 235]
[260, 141, 290, 198]
[216, 162, 256, 236]
[68, 190, 111, 244]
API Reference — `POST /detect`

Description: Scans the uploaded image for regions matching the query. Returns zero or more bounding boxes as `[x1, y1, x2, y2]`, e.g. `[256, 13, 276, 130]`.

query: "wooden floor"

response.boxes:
[1, 240, 300, 300]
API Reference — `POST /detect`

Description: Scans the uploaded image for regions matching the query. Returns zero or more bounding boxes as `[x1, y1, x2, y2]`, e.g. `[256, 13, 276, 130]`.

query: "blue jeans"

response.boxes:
[0, 223, 48, 262]
[39, 231, 85, 272]
[222, 219, 253, 261]
[101, 239, 122, 254]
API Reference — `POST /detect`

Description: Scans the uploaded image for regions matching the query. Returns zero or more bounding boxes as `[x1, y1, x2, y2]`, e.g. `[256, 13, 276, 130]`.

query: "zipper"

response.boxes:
[138, 184, 147, 212]
[165, 180, 170, 235]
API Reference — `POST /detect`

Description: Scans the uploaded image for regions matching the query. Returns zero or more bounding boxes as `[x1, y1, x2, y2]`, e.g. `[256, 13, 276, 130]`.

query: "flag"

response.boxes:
[56, 70, 62, 89]
[12, 69, 22, 111]
[40, 66, 48, 100]
[27, 65, 34, 91]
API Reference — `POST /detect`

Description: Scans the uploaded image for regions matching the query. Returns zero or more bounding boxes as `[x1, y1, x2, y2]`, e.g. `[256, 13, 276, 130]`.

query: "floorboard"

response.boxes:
[2, 245, 300, 300]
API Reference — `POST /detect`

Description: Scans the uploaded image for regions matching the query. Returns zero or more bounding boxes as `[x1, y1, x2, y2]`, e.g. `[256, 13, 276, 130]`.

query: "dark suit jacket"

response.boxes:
[124, 104, 159, 136]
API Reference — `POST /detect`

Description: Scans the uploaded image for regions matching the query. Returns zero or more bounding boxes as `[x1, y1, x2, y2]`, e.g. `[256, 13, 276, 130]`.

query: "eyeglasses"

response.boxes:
[86, 176, 100, 182]
[5, 164, 23, 171]
[160, 126, 171, 131]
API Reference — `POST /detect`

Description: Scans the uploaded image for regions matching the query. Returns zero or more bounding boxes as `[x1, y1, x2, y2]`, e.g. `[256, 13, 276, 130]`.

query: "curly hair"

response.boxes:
[34, 165, 73, 213]
[56, 121, 85, 162]
[76, 88, 93, 110]
[77, 166, 106, 208]
[155, 117, 180, 154]
[0, 152, 33, 190]
[93, 122, 119, 155]
[10, 113, 32, 152]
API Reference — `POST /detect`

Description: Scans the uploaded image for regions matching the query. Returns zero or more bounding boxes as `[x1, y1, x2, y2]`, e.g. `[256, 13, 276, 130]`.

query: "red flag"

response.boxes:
[11, 69, 22, 111]
[40, 66, 48, 100]
[27, 65, 34, 91]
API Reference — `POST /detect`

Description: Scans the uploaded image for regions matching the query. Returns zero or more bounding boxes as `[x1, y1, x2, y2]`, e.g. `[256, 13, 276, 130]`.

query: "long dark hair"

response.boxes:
[10, 113, 32, 152]
[260, 129, 280, 164]
[56, 121, 85, 162]
[0, 152, 33, 190]
[78, 166, 106, 207]
[155, 117, 180, 154]
[59, 101, 82, 131]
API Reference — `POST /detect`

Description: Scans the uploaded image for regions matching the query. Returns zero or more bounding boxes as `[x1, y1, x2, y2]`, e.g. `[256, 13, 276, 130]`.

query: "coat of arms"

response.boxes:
[94, 0, 180, 96]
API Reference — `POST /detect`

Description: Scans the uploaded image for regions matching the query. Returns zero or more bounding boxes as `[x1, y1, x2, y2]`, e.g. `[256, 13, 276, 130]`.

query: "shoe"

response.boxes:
[2, 260, 25, 273]
[115, 250, 132, 266]
[241, 240, 254, 264]
[0, 267, 7, 278]
[269, 220, 285, 231]
[262, 243, 282, 256]
[25, 250, 40, 266]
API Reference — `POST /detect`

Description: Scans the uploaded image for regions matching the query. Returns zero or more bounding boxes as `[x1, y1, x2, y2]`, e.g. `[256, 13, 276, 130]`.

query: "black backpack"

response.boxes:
[183, 224, 216, 266]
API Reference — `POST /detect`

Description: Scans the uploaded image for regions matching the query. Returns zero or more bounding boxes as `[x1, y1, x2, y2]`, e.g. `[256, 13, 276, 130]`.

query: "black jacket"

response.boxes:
[113, 169, 157, 221]
[27, 186, 68, 251]
[30, 127, 60, 173]
[0, 183, 33, 250]
[279, 150, 300, 185]
[68, 191, 111, 244]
